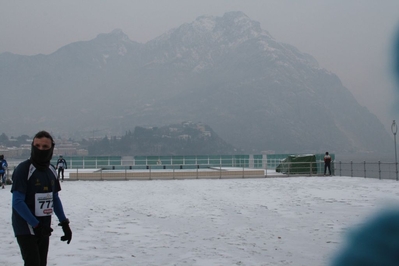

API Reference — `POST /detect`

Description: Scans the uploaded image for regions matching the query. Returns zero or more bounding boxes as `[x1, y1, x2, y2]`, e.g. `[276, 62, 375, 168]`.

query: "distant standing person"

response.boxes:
[0, 154, 8, 189]
[324, 152, 332, 176]
[56, 155, 67, 181]
[11, 130, 72, 266]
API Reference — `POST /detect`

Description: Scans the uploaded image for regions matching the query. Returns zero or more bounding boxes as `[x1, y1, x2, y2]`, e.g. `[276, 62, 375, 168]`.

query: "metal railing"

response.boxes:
[334, 161, 398, 180]
[68, 164, 266, 180]
[4, 159, 399, 181]
[269, 160, 399, 180]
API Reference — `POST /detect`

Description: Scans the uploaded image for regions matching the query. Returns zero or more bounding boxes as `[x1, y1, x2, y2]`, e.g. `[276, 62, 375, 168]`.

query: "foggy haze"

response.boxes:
[1, 0, 399, 135]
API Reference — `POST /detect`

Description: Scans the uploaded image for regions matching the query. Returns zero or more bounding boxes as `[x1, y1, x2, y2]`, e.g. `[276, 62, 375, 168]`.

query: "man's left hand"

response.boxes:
[59, 219, 72, 244]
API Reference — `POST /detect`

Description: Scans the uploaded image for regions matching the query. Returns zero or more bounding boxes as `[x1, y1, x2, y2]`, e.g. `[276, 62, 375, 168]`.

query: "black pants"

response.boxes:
[324, 163, 331, 175]
[16, 235, 50, 266]
[57, 167, 64, 180]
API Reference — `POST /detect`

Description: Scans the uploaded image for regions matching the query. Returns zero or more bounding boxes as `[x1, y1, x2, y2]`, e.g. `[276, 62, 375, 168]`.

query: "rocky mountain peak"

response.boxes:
[152, 11, 268, 46]
[95, 28, 133, 43]
[219, 11, 263, 37]
[0, 12, 392, 156]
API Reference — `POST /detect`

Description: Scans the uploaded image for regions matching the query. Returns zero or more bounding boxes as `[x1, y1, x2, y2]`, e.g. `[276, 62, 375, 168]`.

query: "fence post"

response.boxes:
[149, 165, 152, 180]
[378, 161, 381, 180]
[364, 161, 366, 178]
[351, 161, 353, 177]
[310, 162, 312, 177]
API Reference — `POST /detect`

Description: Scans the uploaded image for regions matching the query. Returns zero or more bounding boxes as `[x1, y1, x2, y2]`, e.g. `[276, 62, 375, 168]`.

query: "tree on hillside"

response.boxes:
[0, 133, 9, 146]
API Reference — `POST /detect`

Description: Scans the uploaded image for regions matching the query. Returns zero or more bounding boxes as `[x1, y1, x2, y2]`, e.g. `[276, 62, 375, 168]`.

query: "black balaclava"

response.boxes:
[30, 144, 54, 170]
[30, 142, 54, 170]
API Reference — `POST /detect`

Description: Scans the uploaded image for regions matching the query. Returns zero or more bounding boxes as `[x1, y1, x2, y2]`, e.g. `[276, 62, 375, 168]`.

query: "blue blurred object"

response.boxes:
[330, 209, 399, 266]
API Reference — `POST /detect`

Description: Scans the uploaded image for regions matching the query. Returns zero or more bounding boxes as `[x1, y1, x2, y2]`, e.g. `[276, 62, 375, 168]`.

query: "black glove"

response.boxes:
[33, 223, 53, 237]
[58, 219, 72, 244]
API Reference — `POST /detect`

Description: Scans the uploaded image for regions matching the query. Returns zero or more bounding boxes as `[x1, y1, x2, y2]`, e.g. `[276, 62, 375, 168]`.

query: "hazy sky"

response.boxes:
[1, 0, 399, 133]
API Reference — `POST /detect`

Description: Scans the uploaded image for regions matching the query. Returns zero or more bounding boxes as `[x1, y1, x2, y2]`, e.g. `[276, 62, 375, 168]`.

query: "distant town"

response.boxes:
[0, 133, 88, 159]
[0, 122, 239, 159]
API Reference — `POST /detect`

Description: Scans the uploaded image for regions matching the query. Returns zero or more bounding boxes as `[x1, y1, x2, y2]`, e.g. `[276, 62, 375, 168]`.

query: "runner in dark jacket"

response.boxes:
[11, 130, 72, 266]
[0, 154, 8, 188]
[56, 155, 67, 181]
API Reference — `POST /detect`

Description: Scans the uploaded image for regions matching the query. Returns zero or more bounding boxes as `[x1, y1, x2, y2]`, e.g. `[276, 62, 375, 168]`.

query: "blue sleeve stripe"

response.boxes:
[12, 191, 39, 227]
[53, 192, 67, 222]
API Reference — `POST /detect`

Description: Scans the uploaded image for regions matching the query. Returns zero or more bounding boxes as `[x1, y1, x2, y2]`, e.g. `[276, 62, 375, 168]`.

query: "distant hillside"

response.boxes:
[87, 122, 238, 156]
[0, 11, 392, 156]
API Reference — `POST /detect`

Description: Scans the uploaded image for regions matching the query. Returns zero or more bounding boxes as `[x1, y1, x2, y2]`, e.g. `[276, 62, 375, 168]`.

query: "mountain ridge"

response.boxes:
[0, 11, 392, 156]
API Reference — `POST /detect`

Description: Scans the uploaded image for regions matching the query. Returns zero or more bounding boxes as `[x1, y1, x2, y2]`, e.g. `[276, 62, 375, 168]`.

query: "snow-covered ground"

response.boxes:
[1, 175, 398, 266]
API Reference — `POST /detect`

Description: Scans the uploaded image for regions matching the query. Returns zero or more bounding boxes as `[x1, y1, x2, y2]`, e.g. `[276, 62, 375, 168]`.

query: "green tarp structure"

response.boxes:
[275, 154, 317, 174]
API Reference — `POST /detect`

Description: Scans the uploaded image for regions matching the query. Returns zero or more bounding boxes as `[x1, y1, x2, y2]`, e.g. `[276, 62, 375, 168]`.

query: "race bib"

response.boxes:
[34, 193, 54, 216]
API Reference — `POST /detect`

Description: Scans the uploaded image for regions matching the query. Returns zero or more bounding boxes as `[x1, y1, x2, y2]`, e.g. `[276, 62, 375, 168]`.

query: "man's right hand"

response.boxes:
[33, 223, 53, 237]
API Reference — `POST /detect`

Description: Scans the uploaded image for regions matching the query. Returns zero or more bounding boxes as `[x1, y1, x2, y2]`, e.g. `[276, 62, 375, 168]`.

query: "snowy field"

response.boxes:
[1, 175, 399, 266]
